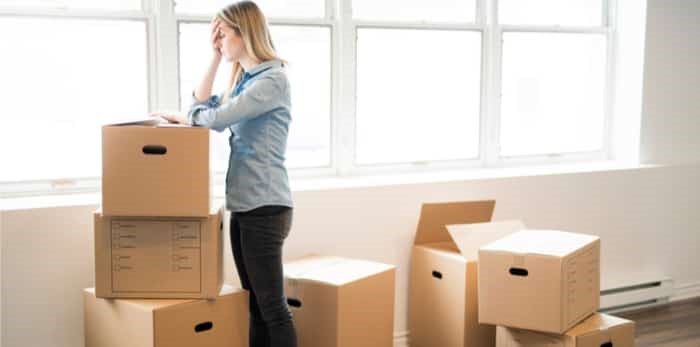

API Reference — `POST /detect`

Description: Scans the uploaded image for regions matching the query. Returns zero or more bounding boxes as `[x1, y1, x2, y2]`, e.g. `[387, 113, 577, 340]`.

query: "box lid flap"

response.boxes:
[414, 200, 495, 246]
[83, 285, 239, 312]
[84, 288, 195, 311]
[566, 313, 634, 337]
[480, 229, 599, 257]
[103, 117, 166, 127]
[446, 220, 525, 260]
[607, 319, 636, 344]
[504, 328, 564, 346]
[153, 285, 243, 314]
[284, 255, 394, 286]
[103, 117, 196, 128]
[93, 204, 222, 218]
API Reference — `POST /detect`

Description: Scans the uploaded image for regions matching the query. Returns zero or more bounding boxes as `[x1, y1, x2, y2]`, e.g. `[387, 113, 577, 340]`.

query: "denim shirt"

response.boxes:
[187, 59, 293, 212]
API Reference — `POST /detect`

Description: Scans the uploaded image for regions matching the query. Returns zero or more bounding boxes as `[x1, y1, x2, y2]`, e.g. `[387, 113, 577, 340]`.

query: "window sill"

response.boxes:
[0, 160, 659, 212]
[286, 160, 656, 193]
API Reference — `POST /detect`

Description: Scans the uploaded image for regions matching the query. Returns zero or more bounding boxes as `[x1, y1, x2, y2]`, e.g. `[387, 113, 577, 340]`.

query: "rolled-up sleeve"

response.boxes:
[187, 92, 221, 127]
[187, 76, 283, 132]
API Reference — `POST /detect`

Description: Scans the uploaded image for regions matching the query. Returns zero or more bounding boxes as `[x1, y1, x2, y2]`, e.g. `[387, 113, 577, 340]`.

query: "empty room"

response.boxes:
[0, 0, 698, 346]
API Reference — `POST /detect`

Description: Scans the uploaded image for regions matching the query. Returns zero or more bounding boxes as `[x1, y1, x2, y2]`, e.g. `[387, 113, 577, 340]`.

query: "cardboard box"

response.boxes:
[409, 200, 524, 347]
[102, 123, 210, 217]
[83, 285, 248, 347]
[479, 229, 601, 334]
[496, 313, 635, 347]
[94, 206, 224, 299]
[283, 255, 395, 347]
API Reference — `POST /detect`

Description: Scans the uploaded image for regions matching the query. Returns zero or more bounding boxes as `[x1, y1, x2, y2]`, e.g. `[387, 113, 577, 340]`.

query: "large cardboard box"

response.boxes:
[496, 313, 636, 347]
[479, 229, 601, 334]
[283, 255, 395, 347]
[102, 123, 210, 217]
[409, 200, 524, 347]
[94, 206, 224, 299]
[83, 285, 248, 347]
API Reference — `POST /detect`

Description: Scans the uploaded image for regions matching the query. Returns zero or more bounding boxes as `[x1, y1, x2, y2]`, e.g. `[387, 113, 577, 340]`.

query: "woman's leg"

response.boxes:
[234, 206, 297, 347]
[231, 214, 271, 347]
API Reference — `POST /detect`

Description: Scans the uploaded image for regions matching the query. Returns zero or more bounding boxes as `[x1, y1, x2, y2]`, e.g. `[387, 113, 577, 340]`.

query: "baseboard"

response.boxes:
[672, 281, 700, 302]
[394, 330, 409, 347]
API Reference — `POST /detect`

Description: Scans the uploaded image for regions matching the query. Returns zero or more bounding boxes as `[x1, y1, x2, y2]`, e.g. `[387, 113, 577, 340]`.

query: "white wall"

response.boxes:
[612, 0, 647, 163]
[1, 205, 95, 347]
[0, 212, 3, 346]
[2, 163, 700, 347]
[640, 0, 700, 165]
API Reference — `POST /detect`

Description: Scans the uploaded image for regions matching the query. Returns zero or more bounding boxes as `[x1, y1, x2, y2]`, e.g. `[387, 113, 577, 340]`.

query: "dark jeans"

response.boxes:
[231, 205, 297, 347]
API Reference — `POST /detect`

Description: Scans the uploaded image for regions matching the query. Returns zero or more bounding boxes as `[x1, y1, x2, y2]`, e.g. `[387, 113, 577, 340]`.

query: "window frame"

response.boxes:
[0, 0, 619, 198]
[0, 2, 152, 197]
[348, 2, 485, 174]
[492, 0, 616, 166]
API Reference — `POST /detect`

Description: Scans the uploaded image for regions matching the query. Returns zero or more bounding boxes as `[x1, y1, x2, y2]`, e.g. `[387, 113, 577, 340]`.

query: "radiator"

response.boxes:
[599, 277, 674, 313]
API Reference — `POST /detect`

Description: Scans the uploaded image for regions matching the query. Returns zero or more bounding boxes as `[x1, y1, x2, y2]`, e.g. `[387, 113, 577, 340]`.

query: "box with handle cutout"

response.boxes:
[83, 285, 248, 347]
[478, 229, 601, 334]
[283, 255, 395, 347]
[409, 200, 524, 347]
[101, 122, 211, 217]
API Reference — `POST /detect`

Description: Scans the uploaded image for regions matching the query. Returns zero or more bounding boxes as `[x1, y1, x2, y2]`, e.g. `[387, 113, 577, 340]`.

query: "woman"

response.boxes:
[151, 2, 296, 346]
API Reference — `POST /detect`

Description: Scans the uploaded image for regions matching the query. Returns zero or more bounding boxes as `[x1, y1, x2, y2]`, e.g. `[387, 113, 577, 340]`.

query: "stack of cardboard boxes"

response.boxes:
[409, 200, 636, 347]
[479, 223, 636, 347]
[83, 123, 248, 347]
[83, 122, 398, 347]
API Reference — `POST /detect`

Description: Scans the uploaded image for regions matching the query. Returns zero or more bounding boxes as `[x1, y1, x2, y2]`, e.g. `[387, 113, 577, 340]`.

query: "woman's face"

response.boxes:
[218, 23, 245, 63]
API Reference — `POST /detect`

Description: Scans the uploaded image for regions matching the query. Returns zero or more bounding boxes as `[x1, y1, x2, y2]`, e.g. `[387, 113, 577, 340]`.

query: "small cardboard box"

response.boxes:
[94, 206, 224, 299]
[409, 200, 523, 347]
[479, 229, 601, 334]
[102, 123, 210, 217]
[283, 255, 395, 347]
[83, 285, 248, 347]
[496, 313, 636, 347]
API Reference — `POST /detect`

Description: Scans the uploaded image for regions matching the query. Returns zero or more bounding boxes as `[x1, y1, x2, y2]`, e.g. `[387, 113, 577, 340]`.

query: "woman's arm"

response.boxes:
[193, 56, 222, 103]
[189, 75, 286, 132]
[193, 17, 223, 103]
[148, 18, 224, 125]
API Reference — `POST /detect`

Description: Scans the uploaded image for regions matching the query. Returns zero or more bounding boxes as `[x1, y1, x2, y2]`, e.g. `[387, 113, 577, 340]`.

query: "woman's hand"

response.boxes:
[210, 17, 223, 58]
[149, 111, 190, 125]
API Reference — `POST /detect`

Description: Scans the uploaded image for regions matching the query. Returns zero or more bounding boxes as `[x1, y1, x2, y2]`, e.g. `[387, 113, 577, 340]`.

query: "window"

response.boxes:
[269, 25, 332, 168]
[356, 28, 481, 165]
[497, 1, 610, 159]
[0, 0, 141, 11]
[352, 0, 476, 23]
[174, 0, 325, 18]
[0, 16, 148, 182]
[352, 0, 484, 168]
[500, 32, 607, 157]
[1, 0, 630, 196]
[498, 0, 604, 26]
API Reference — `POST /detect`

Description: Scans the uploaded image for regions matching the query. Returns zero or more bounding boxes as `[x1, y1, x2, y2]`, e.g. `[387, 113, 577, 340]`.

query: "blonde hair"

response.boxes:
[217, 1, 283, 102]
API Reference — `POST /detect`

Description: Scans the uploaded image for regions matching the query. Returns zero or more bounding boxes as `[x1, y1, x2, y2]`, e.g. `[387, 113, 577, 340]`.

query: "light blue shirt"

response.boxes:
[187, 59, 293, 212]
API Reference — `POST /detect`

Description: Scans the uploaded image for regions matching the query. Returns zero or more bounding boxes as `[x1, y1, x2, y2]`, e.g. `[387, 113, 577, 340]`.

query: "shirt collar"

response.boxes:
[243, 59, 283, 79]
